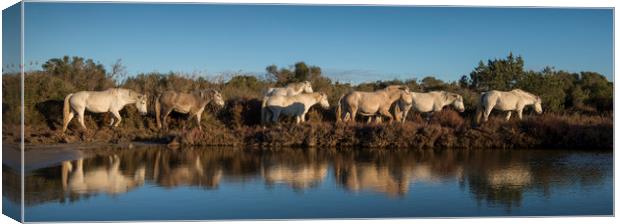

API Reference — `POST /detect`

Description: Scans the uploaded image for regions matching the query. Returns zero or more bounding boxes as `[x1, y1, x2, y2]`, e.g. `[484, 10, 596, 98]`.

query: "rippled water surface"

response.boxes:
[2, 146, 613, 221]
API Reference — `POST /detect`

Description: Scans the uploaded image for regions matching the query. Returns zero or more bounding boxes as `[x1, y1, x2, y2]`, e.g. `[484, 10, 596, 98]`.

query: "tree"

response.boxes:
[294, 62, 310, 82]
[265, 64, 293, 84]
[109, 59, 128, 85]
[421, 76, 446, 91]
[468, 52, 525, 91]
[578, 72, 613, 111]
[265, 62, 331, 88]
[42, 56, 113, 90]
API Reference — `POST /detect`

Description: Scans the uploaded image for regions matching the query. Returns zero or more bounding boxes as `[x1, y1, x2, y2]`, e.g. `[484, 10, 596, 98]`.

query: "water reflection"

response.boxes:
[7, 146, 611, 214]
[61, 156, 145, 195]
[261, 149, 328, 190]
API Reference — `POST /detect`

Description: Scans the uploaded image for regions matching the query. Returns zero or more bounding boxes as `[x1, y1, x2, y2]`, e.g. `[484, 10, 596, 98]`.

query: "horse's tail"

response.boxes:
[62, 93, 73, 133]
[336, 94, 345, 122]
[260, 96, 272, 125]
[155, 94, 162, 129]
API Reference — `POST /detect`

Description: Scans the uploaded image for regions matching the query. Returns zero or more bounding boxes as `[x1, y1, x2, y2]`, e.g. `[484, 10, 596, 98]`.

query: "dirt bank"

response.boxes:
[7, 111, 613, 150]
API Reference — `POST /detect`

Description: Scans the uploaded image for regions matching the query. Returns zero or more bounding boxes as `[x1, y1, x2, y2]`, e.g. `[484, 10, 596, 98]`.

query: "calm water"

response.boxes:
[2, 146, 613, 221]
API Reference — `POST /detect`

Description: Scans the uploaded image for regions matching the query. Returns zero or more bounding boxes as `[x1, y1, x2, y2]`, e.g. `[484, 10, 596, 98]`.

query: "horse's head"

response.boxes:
[450, 93, 465, 112]
[316, 92, 330, 109]
[135, 94, 148, 115]
[302, 81, 314, 93]
[400, 86, 410, 94]
[534, 96, 543, 114]
[201, 89, 225, 107]
[399, 92, 413, 105]
[385, 85, 410, 100]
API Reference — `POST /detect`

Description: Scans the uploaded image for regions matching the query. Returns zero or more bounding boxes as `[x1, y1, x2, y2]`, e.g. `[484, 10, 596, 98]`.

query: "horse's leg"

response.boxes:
[77, 108, 87, 131]
[62, 111, 75, 133]
[483, 108, 491, 122]
[366, 116, 372, 124]
[401, 107, 410, 124]
[505, 111, 512, 121]
[111, 110, 122, 127]
[379, 107, 393, 123]
[271, 110, 281, 123]
[517, 109, 524, 120]
[109, 116, 115, 126]
[183, 113, 194, 130]
[295, 115, 301, 124]
[162, 108, 173, 130]
[195, 113, 203, 131]
[349, 106, 358, 123]
[343, 112, 350, 122]
[483, 104, 494, 122]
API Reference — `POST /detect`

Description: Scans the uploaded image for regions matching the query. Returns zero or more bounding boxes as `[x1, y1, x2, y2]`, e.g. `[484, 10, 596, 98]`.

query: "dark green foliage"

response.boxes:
[468, 52, 525, 91]
[578, 72, 613, 111]
[461, 53, 612, 113]
[421, 76, 447, 91]
[42, 56, 115, 90]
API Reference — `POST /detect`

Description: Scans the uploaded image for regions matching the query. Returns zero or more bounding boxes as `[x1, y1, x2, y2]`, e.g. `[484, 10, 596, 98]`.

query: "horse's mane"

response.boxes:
[286, 81, 308, 91]
[299, 92, 320, 99]
[104, 88, 122, 95]
[437, 91, 450, 101]
[109, 88, 143, 98]
[511, 89, 537, 99]
[192, 89, 218, 97]
[293, 92, 320, 97]
[382, 85, 409, 94]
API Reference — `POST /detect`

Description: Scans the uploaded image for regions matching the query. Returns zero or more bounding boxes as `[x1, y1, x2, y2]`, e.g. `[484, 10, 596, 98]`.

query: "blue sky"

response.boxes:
[10, 3, 614, 83]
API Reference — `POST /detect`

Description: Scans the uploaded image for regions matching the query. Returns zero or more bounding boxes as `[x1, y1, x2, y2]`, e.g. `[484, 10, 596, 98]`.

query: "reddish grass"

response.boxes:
[12, 98, 613, 150]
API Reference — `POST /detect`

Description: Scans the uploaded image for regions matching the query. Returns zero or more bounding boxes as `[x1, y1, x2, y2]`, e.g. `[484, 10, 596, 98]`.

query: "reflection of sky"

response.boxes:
[13, 3, 614, 82]
[7, 147, 612, 221]
[20, 160, 613, 221]
[23, 169, 502, 221]
[2, 197, 20, 221]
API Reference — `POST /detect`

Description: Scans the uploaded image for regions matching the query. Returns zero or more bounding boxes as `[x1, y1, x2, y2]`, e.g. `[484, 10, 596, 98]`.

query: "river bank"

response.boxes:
[5, 112, 613, 150]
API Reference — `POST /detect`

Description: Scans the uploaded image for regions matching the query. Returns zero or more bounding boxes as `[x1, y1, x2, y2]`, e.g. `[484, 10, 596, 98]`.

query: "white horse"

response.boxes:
[476, 89, 543, 124]
[62, 88, 148, 133]
[261, 81, 314, 124]
[263, 81, 314, 97]
[262, 92, 330, 124]
[337, 85, 410, 123]
[396, 91, 465, 123]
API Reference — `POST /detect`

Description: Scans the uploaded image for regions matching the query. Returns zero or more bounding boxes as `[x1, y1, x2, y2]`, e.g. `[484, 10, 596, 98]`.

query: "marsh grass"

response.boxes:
[2, 67, 613, 150]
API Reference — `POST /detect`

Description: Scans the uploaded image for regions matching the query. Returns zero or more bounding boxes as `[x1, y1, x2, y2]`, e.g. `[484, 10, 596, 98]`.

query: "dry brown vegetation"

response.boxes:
[2, 56, 613, 150]
[2, 77, 613, 150]
[8, 99, 610, 150]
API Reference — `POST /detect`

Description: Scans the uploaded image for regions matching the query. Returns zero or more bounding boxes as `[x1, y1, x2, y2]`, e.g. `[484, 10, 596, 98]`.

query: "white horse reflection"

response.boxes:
[261, 163, 328, 189]
[61, 155, 145, 195]
[487, 166, 532, 188]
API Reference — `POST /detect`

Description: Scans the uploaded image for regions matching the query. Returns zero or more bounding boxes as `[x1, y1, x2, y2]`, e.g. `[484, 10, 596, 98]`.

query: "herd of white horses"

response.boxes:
[61, 81, 543, 133]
